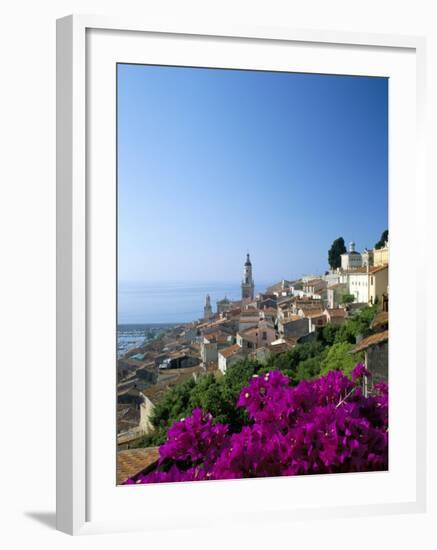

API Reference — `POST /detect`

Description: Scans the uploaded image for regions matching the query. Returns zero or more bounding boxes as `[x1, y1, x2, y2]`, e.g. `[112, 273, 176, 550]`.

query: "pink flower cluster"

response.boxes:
[125, 365, 388, 484]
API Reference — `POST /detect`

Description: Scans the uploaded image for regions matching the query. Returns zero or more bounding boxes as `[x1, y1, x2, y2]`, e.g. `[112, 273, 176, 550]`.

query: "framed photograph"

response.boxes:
[56, 15, 427, 535]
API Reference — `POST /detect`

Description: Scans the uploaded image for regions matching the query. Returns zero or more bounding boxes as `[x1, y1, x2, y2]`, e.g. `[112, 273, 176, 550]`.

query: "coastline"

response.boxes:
[117, 323, 179, 358]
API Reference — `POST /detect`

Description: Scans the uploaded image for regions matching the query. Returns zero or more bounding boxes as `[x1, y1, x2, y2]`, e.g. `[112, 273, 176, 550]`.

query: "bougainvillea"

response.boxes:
[125, 366, 388, 484]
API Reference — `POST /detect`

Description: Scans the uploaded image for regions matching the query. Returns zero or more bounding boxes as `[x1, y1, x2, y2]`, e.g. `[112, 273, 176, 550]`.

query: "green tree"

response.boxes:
[320, 342, 362, 377]
[341, 293, 355, 304]
[328, 237, 347, 270]
[321, 324, 339, 346]
[375, 229, 389, 250]
[334, 305, 377, 345]
[142, 359, 263, 447]
[291, 353, 327, 383]
[150, 377, 196, 431]
[261, 341, 326, 383]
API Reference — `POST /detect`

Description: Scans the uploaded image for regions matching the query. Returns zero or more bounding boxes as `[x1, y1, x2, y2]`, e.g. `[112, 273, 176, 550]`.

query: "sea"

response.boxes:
[117, 323, 177, 357]
[117, 280, 271, 356]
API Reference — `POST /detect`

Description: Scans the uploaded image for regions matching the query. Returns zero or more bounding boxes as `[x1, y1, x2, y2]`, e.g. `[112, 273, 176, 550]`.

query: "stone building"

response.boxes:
[352, 309, 389, 388]
[324, 307, 346, 326]
[278, 316, 310, 339]
[302, 278, 327, 297]
[352, 330, 388, 386]
[236, 320, 276, 351]
[200, 330, 233, 364]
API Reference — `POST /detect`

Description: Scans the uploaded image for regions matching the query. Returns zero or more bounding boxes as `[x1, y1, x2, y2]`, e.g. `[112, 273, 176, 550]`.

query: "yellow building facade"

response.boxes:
[374, 245, 389, 267]
[368, 265, 388, 305]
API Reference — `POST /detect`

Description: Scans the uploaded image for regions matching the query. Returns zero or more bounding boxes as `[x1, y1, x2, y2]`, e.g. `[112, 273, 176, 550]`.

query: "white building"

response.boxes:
[348, 270, 369, 303]
[361, 249, 374, 267]
[341, 241, 363, 271]
[326, 282, 348, 308]
[344, 265, 389, 305]
[323, 272, 341, 287]
[218, 344, 246, 374]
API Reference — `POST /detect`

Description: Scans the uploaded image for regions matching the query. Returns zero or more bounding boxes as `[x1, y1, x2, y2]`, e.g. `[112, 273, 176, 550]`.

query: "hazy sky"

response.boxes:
[117, 64, 388, 284]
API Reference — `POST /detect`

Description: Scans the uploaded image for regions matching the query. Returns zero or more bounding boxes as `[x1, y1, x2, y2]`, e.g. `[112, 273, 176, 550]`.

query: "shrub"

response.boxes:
[320, 342, 362, 377]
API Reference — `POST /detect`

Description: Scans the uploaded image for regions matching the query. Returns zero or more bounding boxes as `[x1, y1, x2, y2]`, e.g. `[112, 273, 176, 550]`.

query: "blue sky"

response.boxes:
[117, 64, 388, 285]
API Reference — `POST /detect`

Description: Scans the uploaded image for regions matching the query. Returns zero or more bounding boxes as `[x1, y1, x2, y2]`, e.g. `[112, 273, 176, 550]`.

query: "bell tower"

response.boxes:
[241, 253, 255, 301]
[203, 294, 212, 320]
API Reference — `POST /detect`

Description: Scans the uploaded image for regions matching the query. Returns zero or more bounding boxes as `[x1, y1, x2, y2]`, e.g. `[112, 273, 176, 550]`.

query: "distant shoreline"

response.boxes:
[117, 323, 180, 358]
[117, 323, 182, 328]
[117, 280, 274, 324]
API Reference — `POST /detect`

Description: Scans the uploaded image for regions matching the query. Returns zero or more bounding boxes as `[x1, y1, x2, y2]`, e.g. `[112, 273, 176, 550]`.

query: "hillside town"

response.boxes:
[116, 237, 389, 483]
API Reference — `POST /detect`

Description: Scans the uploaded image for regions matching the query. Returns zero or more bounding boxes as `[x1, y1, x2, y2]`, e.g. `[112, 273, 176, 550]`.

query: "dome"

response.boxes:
[244, 253, 252, 266]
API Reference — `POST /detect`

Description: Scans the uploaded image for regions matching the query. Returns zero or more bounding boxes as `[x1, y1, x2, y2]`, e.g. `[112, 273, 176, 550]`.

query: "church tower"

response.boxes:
[241, 253, 255, 301]
[203, 294, 212, 320]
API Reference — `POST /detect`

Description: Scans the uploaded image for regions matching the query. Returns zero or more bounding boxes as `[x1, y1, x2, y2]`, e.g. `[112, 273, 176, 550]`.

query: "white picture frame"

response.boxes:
[56, 14, 427, 535]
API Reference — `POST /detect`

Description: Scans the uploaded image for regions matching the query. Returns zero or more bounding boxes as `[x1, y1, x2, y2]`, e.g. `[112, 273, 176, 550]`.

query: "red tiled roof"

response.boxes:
[203, 330, 230, 343]
[267, 343, 290, 354]
[300, 308, 324, 318]
[282, 315, 303, 325]
[326, 308, 346, 318]
[352, 330, 389, 353]
[219, 343, 243, 359]
[371, 311, 389, 329]
[117, 447, 160, 484]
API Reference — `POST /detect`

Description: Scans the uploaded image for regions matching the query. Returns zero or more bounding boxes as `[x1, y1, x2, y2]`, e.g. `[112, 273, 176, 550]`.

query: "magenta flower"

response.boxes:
[351, 363, 371, 381]
[124, 364, 388, 485]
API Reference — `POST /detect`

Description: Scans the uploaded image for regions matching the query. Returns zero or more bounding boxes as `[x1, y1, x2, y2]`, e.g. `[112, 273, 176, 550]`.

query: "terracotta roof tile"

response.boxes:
[326, 308, 346, 318]
[352, 330, 389, 353]
[267, 343, 290, 354]
[371, 311, 389, 329]
[300, 308, 324, 318]
[282, 315, 304, 325]
[219, 343, 243, 359]
[117, 447, 160, 484]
